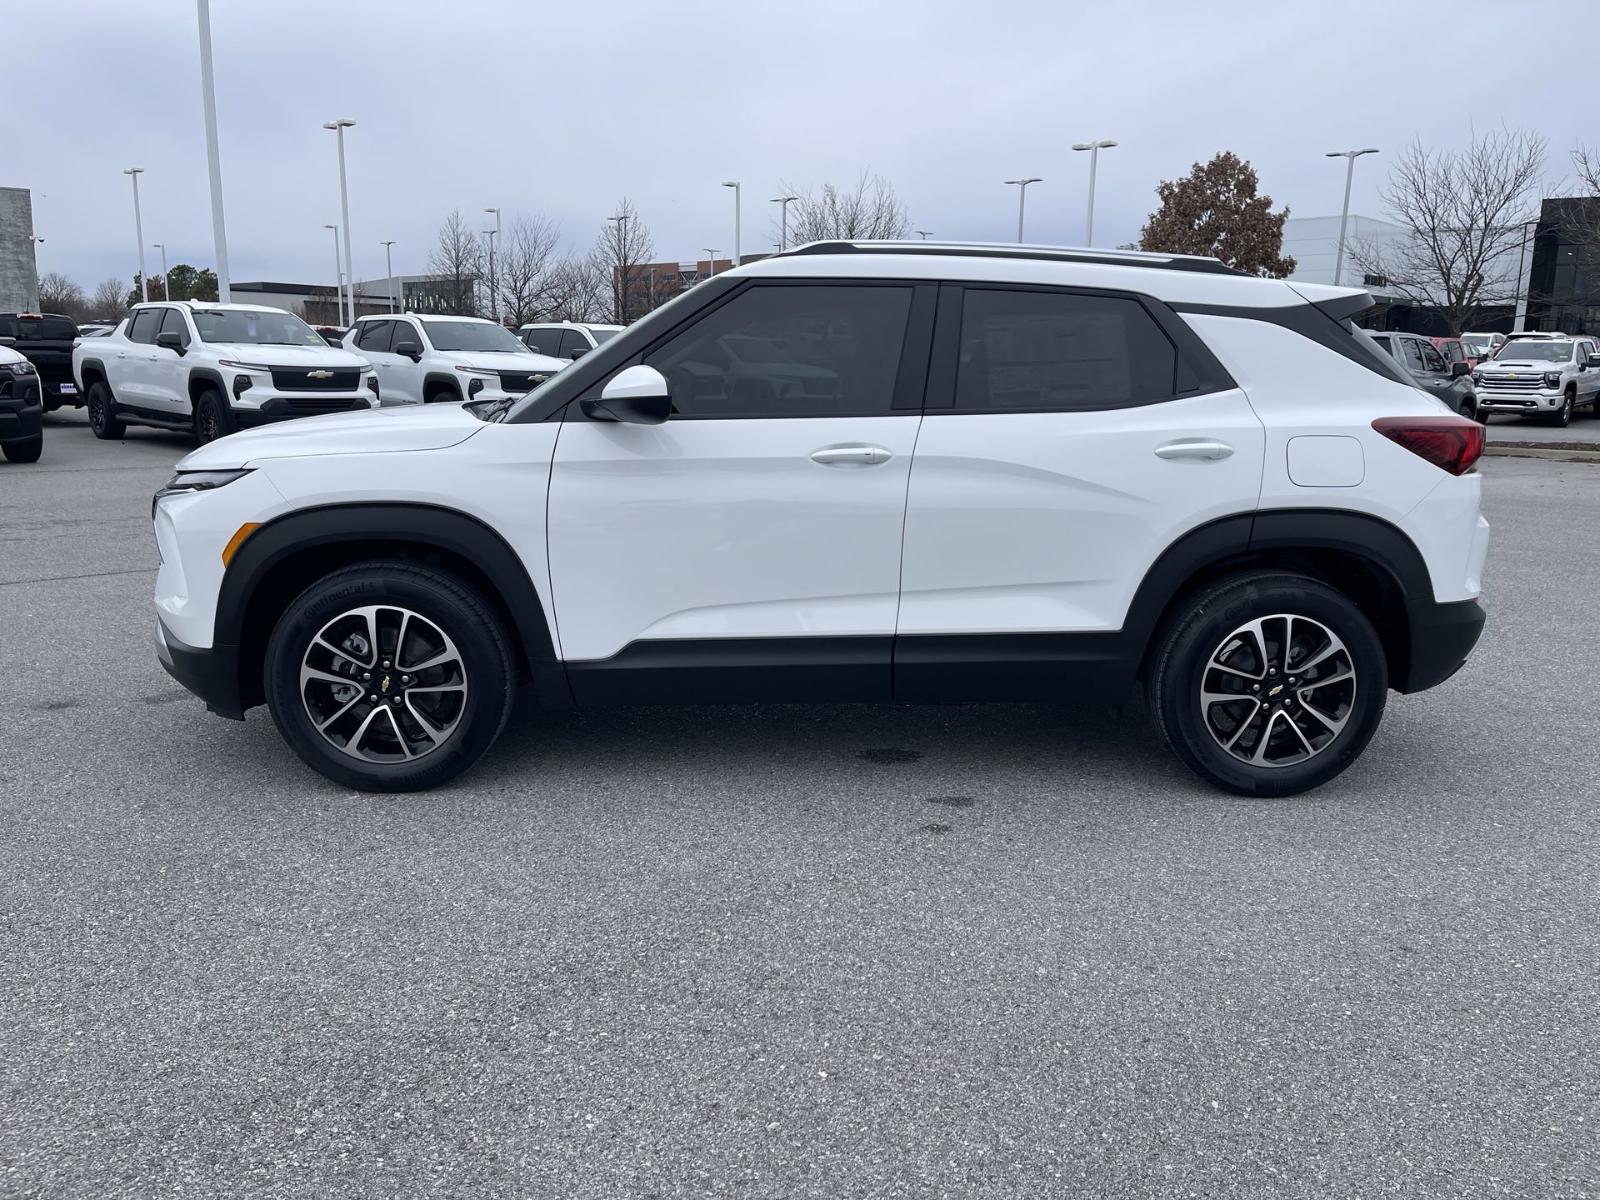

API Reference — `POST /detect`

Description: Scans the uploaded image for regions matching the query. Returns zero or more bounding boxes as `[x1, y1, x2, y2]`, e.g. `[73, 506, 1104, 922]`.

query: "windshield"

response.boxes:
[591, 328, 620, 344]
[1461, 334, 1494, 352]
[0, 315, 77, 341]
[1496, 340, 1573, 363]
[191, 308, 326, 347]
[424, 321, 530, 353]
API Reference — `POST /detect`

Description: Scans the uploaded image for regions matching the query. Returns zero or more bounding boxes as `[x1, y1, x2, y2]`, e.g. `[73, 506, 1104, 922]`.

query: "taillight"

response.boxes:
[1371, 416, 1484, 476]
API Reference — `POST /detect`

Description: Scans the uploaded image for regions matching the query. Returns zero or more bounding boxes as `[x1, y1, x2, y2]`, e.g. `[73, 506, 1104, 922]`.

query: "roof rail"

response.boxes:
[781, 239, 1244, 277]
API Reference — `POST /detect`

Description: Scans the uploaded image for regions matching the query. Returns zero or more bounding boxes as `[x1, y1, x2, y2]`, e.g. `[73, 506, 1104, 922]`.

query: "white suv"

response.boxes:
[75, 301, 378, 444]
[151, 241, 1490, 797]
[344, 313, 568, 406]
[518, 321, 624, 360]
[1472, 332, 1600, 426]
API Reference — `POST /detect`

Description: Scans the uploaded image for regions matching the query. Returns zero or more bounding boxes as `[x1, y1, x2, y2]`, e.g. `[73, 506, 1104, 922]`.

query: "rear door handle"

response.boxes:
[811, 444, 892, 466]
[1155, 439, 1234, 462]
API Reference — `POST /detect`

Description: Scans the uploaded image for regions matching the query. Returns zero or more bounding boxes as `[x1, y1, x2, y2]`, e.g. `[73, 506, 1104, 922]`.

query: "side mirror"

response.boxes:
[1588, 355, 1600, 369]
[156, 330, 186, 355]
[393, 339, 422, 361]
[1450, 361, 1470, 378]
[568, 346, 589, 360]
[582, 364, 671, 424]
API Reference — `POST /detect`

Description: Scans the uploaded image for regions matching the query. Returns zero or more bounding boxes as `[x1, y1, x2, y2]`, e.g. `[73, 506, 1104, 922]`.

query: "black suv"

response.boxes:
[1367, 331, 1479, 420]
[0, 313, 83, 411]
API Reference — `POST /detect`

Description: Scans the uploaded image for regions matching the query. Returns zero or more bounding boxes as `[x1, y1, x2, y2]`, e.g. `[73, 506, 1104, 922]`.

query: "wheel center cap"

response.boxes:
[379, 673, 394, 694]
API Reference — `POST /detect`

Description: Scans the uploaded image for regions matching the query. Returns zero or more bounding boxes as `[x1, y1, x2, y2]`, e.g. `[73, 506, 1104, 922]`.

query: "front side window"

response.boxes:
[643, 284, 913, 418]
[1440, 341, 1464, 363]
[556, 329, 589, 357]
[1400, 338, 1427, 372]
[590, 327, 620, 345]
[1419, 341, 1446, 373]
[954, 289, 1177, 411]
[356, 320, 393, 352]
[128, 308, 162, 344]
[424, 321, 529, 353]
[158, 308, 191, 346]
[523, 327, 561, 355]
[191, 308, 325, 347]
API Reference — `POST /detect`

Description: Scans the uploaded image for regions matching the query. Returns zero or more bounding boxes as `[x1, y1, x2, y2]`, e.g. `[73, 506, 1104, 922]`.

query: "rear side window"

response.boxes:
[952, 289, 1176, 411]
[128, 309, 162, 344]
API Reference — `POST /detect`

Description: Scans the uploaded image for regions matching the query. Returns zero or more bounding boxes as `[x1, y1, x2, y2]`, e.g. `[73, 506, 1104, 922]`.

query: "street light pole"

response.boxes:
[324, 224, 342, 323]
[1071, 140, 1118, 247]
[484, 207, 501, 323]
[1326, 148, 1379, 286]
[124, 168, 148, 302]
[1004, 178, 1042, 243]
[722, 181, 740, 265]
[381, 240, 397, 313]
[195, 0, 231, 301]
[153, 242, 169, 299]
[771, 195, 798, 251]
[703, 248, 718, 279]
[915, 230, 932, 240]
[608, 214, 629, 322]
[323, 118, 356, 324]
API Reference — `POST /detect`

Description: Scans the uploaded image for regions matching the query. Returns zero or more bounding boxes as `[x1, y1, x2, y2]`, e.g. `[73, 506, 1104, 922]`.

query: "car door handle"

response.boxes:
[810, 444, 891, 466]
[1154, 439, 1234, 462]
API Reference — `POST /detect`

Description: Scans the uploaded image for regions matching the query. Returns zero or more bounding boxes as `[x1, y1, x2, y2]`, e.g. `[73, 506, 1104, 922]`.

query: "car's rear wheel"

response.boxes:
[1148, 572, 1389, 797]
[86, 381, 125, 440]
[2, 434, 42, 463]
[193, 388, 232, 444]
[264, 561, 516, 792]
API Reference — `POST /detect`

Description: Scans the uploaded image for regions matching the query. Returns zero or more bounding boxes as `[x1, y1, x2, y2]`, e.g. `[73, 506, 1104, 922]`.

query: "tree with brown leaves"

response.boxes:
[1139, 152, 1296, 277]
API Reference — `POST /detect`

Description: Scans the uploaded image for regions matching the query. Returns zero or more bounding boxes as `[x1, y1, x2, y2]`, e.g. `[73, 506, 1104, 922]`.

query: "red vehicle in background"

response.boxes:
[1431, 336, 1480, 370]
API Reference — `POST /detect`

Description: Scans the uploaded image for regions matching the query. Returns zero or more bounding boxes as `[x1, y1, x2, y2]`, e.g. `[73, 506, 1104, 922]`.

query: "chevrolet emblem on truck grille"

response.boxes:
[307, 370, 334, 380]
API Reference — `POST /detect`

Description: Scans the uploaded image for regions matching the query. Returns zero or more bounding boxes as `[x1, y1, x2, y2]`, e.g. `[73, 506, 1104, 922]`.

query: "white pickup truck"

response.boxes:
[1472, 332, 1600, 427]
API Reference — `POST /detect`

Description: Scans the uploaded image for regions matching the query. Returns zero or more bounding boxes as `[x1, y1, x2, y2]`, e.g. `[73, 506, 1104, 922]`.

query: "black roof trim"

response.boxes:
[782, 241, 1245, 276]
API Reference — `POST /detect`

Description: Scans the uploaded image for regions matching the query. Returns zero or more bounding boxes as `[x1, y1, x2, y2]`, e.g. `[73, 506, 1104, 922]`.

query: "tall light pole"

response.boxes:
[915, 230, 932, 240]
[1004, 177, 1042, 243]
[1326, 148, 1379, 286]
[324, 224, 342, 324]
[722, 181, 740, 265]
[322, 118, 356, 324]
[380, 240, 397, 313]
[702, 248, 718, 279]
[152, 242, 169, 299]
[483, 207, 501, 323]
[1072, 140, 1118, 247]
[124, 168, 148, 302]
[608, 214, 629, 322]
[770, 195, 798, 251]
[195, 0, 231, 301]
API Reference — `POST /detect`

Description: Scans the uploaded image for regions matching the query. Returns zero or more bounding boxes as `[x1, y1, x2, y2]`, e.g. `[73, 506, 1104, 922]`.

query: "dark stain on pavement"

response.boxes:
[857, 747, 922, 765]
[924, 795, 975, 808]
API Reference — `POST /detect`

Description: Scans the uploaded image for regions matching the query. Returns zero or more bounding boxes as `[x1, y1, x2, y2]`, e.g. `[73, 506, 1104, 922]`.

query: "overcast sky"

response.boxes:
[11, 0, 1594, 292]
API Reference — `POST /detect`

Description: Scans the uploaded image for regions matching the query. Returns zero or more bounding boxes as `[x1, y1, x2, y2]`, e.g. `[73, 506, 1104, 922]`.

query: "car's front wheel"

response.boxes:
[86, 381, 125, 440]
[1148, 572, 1389, 797]
[264, 562, 517, 791]
[1551, 390, 1574, 428]
[193, 388, 232, 444]
[2, 434, 42, 463]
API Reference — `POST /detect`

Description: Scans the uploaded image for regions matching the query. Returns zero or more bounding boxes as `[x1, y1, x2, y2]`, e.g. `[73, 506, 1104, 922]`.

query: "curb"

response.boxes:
[1485, 443, 1600, 464]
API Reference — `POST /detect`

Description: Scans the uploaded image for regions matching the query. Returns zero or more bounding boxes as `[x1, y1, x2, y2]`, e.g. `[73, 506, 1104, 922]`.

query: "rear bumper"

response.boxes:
[156, 618, 246, 720]
[1396, 597, 1485, 693]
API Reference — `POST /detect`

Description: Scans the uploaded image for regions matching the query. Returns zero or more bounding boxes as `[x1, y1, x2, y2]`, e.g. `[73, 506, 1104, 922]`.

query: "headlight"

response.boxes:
[218, 359, 272, 372]
[2, 361, 34, 377]
[1543, 371, 1563, 388]
[153, 468, 253, 514]
[1470, 371, 1482, 384]
[453, 365, 499, 377]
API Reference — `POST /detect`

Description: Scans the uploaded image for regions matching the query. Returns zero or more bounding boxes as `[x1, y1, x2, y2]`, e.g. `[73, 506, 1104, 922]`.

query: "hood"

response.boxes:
[435, 349, 568, 374]
[177, 403, 484, 470]
[217, 342, 369, 370]
[0, 345, 26, 367]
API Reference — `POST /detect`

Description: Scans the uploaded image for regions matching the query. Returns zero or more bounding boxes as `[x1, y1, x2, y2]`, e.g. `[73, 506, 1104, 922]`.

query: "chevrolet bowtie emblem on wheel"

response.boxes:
[380, 675, 392, 693]
[307, 369, 334, 380]
[1268, 684, 1284, 697]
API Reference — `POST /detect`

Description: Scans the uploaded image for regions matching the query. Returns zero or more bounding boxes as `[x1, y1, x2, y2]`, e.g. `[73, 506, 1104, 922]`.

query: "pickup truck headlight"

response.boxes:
[2, 361, 34, 377]
[1544, 371, 1563, 388]
[218, 359, 273, 372]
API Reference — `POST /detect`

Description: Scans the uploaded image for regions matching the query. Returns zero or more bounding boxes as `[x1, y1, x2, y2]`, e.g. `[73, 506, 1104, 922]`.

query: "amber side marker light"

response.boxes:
[221, 522, 261, 567]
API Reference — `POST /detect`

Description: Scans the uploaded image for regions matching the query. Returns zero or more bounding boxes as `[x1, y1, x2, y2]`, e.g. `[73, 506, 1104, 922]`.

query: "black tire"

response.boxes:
[423, 384, 461, 405]
[193, 387, 233, 445]
[1148, 572, 1389, 797]
[264, 561, 516, 792]
[1457, 395, 1477, 421]
[86, 380, 125, 440]
[1550, 390, 1574, 428]
[2, 435, 42, 463]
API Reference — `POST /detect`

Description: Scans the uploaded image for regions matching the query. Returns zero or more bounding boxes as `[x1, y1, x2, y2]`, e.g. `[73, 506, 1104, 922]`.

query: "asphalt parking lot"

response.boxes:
[3, 410, 1598, 1199]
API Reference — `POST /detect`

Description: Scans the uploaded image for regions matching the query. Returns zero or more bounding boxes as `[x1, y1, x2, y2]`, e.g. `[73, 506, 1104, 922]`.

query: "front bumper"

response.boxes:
[229, 389, 380, 427]
[1395, 597, 1486, 693]
[0, 376, 43, 443]
[157, 618, 247, 720]
[1475, 387, 1564, 413]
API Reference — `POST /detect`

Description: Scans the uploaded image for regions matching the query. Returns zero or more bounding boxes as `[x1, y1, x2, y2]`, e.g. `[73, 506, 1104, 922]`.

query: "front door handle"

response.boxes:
[1154, 439, 1234, 462]
[811, 444, 892, 466]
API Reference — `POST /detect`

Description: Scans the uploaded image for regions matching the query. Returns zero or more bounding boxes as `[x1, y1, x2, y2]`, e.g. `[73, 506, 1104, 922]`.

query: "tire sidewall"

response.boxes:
[87, 382, 122, 438]
[194, 388, 230, 445]
[1155, 574, 1389, 797]
[264, 567, 514, 792]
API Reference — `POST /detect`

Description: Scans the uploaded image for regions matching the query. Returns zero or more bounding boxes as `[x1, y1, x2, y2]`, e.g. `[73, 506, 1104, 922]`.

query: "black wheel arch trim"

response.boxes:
[423, 372, 464, 401]
[187, 367, 228, 403]
[216, 501, 563, 712]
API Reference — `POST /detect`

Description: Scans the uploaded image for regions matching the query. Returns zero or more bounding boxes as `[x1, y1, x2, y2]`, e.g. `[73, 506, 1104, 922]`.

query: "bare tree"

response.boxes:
[87, 278, 126, 322]
[591, 198, 656, 323]
[547, 257, 608, 323]
[426, 209, 484, 315]
[1350, 129, 1546, 335]
[495, 215, 562, 327]
[780, 172, 911, 244]
[38, 273, 87, 319]
[1558, 143, 1600, 250]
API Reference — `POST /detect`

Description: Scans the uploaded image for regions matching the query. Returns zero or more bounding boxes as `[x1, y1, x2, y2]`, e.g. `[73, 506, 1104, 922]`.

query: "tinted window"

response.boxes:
[357, 320, 394, 352]
[1419, 341, 1446, 373]
[556, 329, 589, 357]
[128, 309, 162, 344]
[1440, 341, 1464, 363]
[954, 289, 1176, 411]
[644, 284, 913, 418]
[423, 321, 528, 353]
[158, 308, 191, 347]
[391, 321, 423, 351]
[0, 315, 77, 341]
[1400, 338, 1427, 372]
[591, 327, 620, 344]
[523, 327, 561, 355]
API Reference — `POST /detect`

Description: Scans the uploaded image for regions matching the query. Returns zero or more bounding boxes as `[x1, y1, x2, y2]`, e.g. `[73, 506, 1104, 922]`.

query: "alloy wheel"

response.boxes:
[1199, 613, 1356, 768]
[299, 605, 468, 763]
